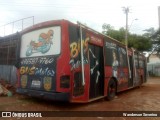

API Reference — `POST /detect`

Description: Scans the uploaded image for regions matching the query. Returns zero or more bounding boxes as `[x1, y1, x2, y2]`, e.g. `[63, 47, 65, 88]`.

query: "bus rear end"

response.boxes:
[16, 20, 70, 101]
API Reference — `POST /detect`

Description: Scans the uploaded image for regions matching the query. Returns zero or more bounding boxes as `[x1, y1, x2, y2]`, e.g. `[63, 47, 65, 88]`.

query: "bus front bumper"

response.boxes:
[16, 88, 70, 102]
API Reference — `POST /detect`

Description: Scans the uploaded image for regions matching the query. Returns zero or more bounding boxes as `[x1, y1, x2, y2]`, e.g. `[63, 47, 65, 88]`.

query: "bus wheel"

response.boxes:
[106, 79, 116, 101]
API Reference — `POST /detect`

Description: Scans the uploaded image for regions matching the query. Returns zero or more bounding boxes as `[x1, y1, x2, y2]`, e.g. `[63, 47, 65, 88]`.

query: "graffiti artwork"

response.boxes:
[21, 75, 28, 88]
[105, 41, 118, 78]
[69, 37, 89, 70]
[68, 25, 90, 96]
[43, 77, 52, 91]
[69, 37, 89, 92]
[69, 58, 88, 71]
[70, 37, 89, 59]
[20, 26, 61, 58]
[118, 47, 128, 84]
[26, 30, 53, 56]
[89, 48, 100, 84]
[105, 41, 128, 84]
[112, 50, 119, 78]
[35, 67, 55, 76]
[20, 66, 55, 76]
[19, 56, 57, 90]
[21, 57, 54, 65]
[20, 66, 35, 75]
[20, 55, 57, 80]
[89, 44, 104, 99]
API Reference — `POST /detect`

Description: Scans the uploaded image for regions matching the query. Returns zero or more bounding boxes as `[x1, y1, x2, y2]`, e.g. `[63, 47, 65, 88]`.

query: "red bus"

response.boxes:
[16, 19, 147, 103]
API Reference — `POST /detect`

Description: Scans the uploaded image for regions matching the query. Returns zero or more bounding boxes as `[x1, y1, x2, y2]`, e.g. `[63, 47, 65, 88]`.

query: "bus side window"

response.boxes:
[105, 41, 118, 66]
[134, 53, 139, 68]
[139, 55, 144, 69]
[117, 46, 127, 68]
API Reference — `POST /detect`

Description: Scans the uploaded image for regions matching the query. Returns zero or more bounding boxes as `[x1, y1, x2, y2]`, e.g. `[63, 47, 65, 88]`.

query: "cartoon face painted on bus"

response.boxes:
[112, 50, 118, 78]
[26, 30, 54, 56]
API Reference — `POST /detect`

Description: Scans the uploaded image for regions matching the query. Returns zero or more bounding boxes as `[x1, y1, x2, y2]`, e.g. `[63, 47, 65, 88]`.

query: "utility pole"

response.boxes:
[123, 7, 129, 47]
[122, 7, 131, 79]
[158, 6, 160, 29]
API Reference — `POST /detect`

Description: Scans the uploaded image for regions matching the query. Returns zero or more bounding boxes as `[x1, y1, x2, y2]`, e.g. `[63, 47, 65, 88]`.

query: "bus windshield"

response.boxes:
[20, 26, 61, 58]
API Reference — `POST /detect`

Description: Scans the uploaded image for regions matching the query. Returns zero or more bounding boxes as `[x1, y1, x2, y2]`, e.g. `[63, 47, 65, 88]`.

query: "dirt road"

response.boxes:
[0, 77, 160, 120]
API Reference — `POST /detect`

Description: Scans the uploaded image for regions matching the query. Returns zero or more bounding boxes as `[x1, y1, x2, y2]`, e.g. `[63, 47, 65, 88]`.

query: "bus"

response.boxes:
[16, 19, 147, 103]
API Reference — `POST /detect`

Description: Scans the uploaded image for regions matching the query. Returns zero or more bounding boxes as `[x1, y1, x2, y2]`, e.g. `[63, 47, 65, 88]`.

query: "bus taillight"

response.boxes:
[60, 75, 70, 88]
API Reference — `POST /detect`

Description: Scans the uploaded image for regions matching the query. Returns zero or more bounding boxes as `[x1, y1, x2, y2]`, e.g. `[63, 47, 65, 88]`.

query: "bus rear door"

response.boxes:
[89, 43, 104, 99]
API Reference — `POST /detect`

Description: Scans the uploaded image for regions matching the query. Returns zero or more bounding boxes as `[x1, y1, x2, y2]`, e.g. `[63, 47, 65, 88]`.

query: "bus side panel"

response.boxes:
[144, 57, 147, 83]
[68, 24, 90, 102]
[116, 46, 129, 92]
[70, 65, 90, 102]
[56, 21, 72, 93]
[104, 66, 112, 96]
[138, 54, 146, 85]
[104, 38, 129, 93]
[133, 52, 141, 87]
[117, 67, 129, 92]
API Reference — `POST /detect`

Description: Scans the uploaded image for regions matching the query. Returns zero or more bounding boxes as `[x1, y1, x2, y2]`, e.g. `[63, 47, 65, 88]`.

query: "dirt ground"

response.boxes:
[0, 77, 160, 120]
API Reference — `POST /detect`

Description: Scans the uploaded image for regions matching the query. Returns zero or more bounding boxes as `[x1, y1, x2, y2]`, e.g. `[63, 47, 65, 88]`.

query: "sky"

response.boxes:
[0, 0, 160, 36]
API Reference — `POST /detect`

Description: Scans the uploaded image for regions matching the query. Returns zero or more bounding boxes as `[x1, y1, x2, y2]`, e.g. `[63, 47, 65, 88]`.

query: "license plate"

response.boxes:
[31, 80, 41, 88]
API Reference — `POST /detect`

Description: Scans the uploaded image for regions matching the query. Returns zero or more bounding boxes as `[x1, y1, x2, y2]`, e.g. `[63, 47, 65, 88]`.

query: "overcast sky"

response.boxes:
[0, 0, 160, 36]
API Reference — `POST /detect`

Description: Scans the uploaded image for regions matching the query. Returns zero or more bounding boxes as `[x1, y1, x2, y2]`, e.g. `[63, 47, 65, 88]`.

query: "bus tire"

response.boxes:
[106, 78, 116, 101]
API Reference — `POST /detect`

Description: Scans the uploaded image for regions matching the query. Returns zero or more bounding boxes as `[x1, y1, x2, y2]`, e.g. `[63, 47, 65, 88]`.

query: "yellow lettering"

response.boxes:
[20, 66, 35, 75]
[70, 37, 90, 58]
[84, 37, 89, 53]
[70, 42, 78, 58]
[29, 66, 35, 75]
[20, 67, 25, 74]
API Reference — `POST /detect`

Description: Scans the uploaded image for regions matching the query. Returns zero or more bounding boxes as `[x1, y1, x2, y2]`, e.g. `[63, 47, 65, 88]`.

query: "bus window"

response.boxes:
[139, 55, 144, 68]
[105, 41, 118, 66]
[20, 26, 61, 58]
[117, 46, 127, 67]
[105, 40, 119, 79]
[134, 53, 139, 68]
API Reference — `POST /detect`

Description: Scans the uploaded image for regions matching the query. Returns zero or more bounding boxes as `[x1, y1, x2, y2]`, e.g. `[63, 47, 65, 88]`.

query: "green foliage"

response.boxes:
[102, 24, 152, 52]
[149, 29, 160, 57]
[107, 28, 125, 43]
[128, 34, 152, 51]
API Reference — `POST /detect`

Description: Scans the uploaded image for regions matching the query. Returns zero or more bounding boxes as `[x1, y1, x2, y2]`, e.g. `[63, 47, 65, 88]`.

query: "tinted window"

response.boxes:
[20, 26, 61, 58]
[105, 41, 118, 66]
[117, 46, 127, 67]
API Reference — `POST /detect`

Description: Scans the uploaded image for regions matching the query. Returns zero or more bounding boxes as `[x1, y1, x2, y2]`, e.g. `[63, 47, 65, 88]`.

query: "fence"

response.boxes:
[147, 63, 160, 77]
[0, 33, 20, 85]
[0, 65, 17, 85]
[0, 16, 34, 37]
[0, 17, 34, 85]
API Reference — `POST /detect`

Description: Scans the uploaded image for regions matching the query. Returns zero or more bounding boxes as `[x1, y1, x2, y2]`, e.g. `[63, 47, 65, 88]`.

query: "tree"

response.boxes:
[148, 28, 160, 58]
[143, 27, 155, 38]
[128, 34, 152, 52]
[102, 24, 152, 52]
[102, 24, 114, 35]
